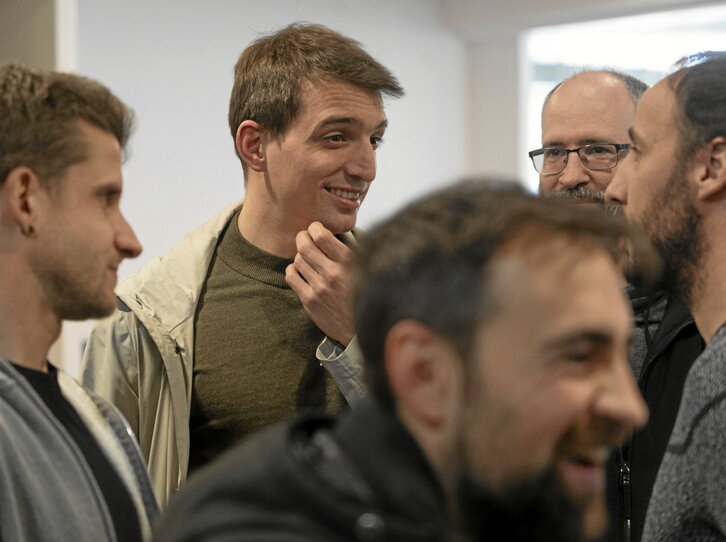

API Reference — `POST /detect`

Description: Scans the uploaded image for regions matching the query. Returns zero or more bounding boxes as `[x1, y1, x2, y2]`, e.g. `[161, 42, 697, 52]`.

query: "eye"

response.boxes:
[325, 134, 345, 143]
[543, 148, 564, 158]
[98, 189, 121, 208]
[370, 135, 384, 149]
[586, 145, 615, 156]
[562, 340, 600, 364]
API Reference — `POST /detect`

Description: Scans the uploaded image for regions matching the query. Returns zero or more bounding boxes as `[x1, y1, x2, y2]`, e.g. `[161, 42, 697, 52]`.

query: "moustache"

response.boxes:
[552, 187, 623, 217]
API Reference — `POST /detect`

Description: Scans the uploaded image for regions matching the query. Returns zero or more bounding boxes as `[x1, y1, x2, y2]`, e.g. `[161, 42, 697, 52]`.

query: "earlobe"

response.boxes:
[696, 137, 726, 202]
[235, 120, 266, 173]
[384, 320, 460, 428]
[0, 166, 41, 235]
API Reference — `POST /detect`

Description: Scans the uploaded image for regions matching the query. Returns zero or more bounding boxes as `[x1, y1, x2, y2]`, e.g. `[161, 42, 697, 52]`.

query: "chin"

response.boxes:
[59, 295, 116, 321]
[322, 216, 357, 235]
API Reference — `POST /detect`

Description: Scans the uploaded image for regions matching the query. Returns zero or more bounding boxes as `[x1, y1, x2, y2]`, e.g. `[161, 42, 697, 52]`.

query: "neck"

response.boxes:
[0, 262, 59, 372]
[396, 404, 460, 520]
[237, 203, 298, 258]
[238, 178, 302, 258]
[691, 258, 726, 343]
[689, 218, 726, 342]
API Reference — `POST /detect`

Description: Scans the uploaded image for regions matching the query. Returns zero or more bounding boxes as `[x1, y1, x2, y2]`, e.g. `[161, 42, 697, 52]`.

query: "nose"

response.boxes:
[345, 142, 377, 183]
[115, 212, 143, 259]
[557, 151, 591, 190]
[605, 159, 630, 205]
[595, 356, 649, 432]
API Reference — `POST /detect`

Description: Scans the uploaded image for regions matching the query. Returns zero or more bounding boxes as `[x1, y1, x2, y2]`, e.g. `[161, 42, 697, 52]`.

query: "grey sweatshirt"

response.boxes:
[643, 323, 726, 541]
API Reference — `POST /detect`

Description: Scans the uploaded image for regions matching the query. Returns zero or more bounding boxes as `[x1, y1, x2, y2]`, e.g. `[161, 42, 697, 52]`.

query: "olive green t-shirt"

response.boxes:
[189, 212, 344, 472]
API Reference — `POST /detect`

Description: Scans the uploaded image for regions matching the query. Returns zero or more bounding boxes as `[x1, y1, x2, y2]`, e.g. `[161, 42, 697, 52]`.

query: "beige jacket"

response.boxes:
[81, 202, 366, 508]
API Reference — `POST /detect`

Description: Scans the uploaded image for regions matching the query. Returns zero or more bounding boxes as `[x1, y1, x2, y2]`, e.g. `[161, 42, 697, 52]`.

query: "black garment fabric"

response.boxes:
[604, 292, 704, 542]
[12, 363, 142, 542]
[156, 398, 464, 542]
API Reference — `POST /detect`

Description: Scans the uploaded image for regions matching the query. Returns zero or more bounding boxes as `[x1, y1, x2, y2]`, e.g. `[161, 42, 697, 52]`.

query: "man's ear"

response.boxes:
[695, 136, 726, 202]
[235, 120, 266, 173]
[384, 319, 461, 428]
[0, 166, 42, 234]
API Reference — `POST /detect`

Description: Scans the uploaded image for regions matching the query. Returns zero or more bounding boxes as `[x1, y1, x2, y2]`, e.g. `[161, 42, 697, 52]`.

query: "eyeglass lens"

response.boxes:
[535, 144, 619, 174]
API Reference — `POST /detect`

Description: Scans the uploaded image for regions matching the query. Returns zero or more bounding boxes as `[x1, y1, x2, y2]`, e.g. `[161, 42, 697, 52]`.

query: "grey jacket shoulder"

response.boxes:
[0, 359, 158, 541]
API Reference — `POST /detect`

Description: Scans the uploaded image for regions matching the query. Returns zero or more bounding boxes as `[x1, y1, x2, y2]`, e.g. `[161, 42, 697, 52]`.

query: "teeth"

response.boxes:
[328, 188, 360, 201]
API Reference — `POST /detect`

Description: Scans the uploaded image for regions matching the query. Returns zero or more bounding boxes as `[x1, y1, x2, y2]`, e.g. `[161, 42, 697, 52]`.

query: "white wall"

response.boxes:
[465, 33, 526, 181]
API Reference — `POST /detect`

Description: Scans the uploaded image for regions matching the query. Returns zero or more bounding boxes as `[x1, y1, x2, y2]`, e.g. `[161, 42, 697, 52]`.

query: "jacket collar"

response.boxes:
[116, 201, 359, 339]
[116, 201, 242, 336]
[334, 397, 448, 523]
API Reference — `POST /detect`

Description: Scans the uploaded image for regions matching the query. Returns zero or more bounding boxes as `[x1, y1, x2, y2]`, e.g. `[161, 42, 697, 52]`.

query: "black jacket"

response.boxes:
[155, 398, 463, 542]
[604, 293, 704, 542]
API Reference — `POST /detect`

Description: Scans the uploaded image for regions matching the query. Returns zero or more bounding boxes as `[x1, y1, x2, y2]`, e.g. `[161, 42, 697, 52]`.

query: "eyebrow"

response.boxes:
[542, 330, 614, 351]
[541, 138, 619, 148]
[94, 179, 123, 193]
[317, 117, 388, 132]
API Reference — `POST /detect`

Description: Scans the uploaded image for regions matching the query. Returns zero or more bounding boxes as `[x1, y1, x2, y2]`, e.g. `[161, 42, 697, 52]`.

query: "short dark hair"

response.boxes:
[0, 63, 133, 188]
[354, 180, 657, 407]
[228, 22, 404, 173]
[543, 69, 648, 111]
[668, 51, 726, 159]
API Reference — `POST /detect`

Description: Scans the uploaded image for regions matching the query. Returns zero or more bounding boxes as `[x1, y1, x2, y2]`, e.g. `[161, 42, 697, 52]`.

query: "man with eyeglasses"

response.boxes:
[529, 142, 630, 211]
[531, 70, 704, 542]
[533, 70, 642, 215]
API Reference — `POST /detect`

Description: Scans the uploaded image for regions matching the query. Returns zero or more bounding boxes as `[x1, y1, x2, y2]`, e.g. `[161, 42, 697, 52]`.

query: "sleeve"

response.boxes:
[80, 305, 142, 440]
[316, 336, 367, 405]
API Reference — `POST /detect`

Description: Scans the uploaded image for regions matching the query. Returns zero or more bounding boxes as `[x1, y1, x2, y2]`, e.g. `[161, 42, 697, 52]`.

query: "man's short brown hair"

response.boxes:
[228, 23, 403, 168]
[0, 63, 133, 188]
[354, 179, 659, 407]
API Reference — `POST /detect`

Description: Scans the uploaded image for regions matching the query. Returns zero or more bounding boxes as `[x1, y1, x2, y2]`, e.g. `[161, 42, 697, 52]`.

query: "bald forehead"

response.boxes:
[544, 72, 634, 113]
[541, 72, 636, 148]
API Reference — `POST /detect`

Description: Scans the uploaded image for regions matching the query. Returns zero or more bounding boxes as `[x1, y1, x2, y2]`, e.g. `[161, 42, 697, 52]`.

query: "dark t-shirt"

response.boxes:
[12, 363, 141, 542]
[189, 212, 344, 473]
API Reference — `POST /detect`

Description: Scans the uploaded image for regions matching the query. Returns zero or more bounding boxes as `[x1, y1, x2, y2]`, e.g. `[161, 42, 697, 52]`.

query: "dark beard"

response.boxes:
[551, 186, 623, 217]
[651, 208, 701, 306]
[457, 469, 584, 542]
[639, 164, 704, 307]
[40, 268, 115, 320]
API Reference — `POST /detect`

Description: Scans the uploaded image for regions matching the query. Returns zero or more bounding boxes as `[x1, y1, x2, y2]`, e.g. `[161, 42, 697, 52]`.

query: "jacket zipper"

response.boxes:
[618, 445, 632, 542]
[616, 314, 695, 542]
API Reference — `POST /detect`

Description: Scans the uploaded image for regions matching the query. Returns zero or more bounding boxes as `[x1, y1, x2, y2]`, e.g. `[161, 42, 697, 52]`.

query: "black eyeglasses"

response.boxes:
[528, 143, 630, 175]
